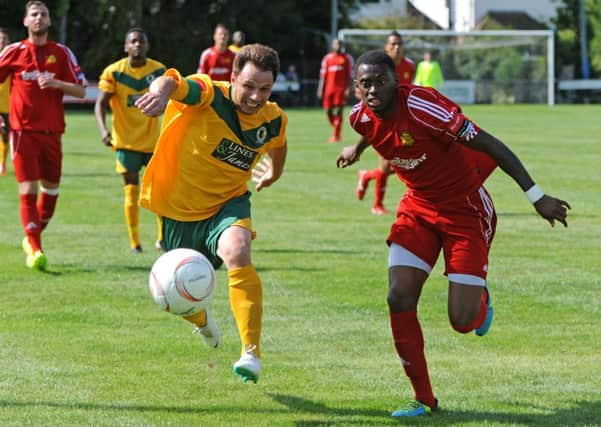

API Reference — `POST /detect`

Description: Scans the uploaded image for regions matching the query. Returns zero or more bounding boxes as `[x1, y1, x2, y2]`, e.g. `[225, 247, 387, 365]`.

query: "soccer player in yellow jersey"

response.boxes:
[95, 28, 166, 253]
[136, 44, 288, 384]
[0, 28, 10, 176]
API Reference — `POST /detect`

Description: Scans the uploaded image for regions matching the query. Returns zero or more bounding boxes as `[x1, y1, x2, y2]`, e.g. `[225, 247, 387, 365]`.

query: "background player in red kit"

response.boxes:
[197, 24, 236, 82]
[337, 50, 570, 418]
[317, 38, 353, 143]
[0, 1, 86, 270]
[356, 31, 415, 215]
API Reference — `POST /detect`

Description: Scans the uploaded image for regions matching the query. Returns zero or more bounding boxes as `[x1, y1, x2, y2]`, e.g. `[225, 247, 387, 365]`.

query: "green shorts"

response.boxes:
[161, 191, 252, 269]
[115, 149, 153, 174]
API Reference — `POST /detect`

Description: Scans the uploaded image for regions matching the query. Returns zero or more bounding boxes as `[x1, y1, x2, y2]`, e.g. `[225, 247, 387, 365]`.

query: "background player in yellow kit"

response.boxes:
[135, 43, 288, 384]
[95, 28, 166, 253]
[0, 28, 11, 176]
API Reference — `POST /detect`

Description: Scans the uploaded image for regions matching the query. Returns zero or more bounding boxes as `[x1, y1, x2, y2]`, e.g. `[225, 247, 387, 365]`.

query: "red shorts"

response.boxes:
[322, 90, 347, 109]
[11, 130, 62, 183]
[388, 187, 497, 281]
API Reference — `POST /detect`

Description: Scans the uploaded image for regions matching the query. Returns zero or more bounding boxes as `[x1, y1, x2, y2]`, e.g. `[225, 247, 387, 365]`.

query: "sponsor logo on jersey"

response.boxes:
[400, 131, 414, 146]
[390, 153, 427, 170]
[212, 138, 258, 171]
[20, 70, 55, 80]
[327, 65, 346, 72]
[210, 67, 231, 74]
[127, 94, 143, 107]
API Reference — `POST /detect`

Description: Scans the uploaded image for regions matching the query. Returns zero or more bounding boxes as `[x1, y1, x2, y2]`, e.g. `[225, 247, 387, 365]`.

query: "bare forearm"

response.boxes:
[59, 81, 86, 98]
[267, 144, 287, 182]
[470, 130, 535, 191]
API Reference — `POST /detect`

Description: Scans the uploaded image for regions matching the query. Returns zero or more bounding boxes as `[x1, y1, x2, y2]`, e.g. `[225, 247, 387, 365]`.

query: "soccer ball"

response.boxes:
[149, 248, 216, 316]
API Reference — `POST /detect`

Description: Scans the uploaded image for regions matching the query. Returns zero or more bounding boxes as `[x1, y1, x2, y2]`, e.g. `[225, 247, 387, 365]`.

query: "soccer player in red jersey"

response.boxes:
[317, 38, 353, 143]
[197, 24, 236, 82]
[356, 31, 416, 215]
[0, 1, 86, 270]
[337, 50, 570, 417]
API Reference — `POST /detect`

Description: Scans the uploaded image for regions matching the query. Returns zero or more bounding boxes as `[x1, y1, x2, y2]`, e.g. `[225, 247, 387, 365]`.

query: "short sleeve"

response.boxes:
[406, 86, 479, 142]
[98, 66, 115, 94]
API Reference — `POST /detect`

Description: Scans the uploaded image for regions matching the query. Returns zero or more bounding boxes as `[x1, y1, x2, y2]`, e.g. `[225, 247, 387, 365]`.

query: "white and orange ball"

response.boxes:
[149, 248, 216, 316]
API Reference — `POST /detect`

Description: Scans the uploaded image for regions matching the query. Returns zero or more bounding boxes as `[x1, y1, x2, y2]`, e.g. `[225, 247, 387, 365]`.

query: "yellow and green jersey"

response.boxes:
[0, 76, 10, 113]
[98, 58, 166, 153]
[140, 69, 288, 221]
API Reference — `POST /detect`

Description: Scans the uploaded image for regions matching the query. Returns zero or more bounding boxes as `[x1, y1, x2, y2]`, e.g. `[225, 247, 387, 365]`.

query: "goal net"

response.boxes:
[339, 29, 555, 105]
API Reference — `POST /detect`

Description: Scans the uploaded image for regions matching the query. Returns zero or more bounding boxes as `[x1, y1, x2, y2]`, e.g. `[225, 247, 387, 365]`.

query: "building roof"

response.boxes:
[475, 10, 549, 30]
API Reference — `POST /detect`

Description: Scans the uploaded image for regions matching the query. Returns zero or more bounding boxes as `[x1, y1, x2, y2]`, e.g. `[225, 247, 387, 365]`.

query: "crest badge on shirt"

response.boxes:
[256, 126, 267, 145]
[400, 131, 414, 146]
[46, 54, 56, 64]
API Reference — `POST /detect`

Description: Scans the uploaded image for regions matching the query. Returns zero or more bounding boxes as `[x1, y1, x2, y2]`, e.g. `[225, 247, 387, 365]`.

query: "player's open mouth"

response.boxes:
[366, 97, 380, 107]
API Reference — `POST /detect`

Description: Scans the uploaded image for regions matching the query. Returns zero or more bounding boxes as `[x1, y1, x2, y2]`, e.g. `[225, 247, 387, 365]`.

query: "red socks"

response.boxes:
[19, 189, 59, 252]
[332, 116, 341, 139]
[361, 169, 387, 207]
[374, 170, 388, 207]
[20, 194, 42, 252]
[38, 191, 59, 231]
[390, 310, 436, 408]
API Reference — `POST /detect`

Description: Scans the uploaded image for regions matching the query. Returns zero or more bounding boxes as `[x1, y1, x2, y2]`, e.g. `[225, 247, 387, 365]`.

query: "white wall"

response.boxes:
[352, 0, 560, 30]
[350, 0, 408, 21]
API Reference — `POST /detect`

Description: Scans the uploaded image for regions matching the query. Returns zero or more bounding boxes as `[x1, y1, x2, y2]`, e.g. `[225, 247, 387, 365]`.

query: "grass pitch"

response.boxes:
[0, 106, 600, 426]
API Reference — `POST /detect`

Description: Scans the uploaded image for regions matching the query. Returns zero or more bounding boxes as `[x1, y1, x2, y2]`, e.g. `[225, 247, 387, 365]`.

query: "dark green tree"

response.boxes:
[553, 0, 601, 78]
[0, 0, 361, 79]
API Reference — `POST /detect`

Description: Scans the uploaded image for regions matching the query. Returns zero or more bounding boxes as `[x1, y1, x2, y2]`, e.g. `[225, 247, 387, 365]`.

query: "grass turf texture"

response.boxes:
[0, 106, 600, 426]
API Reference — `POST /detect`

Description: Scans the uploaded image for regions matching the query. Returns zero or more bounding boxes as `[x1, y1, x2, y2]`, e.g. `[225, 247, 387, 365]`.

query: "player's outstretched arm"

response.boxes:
[467, 129, 571, 227]
[135, 76, 177, 116]
[252, 144, 287, 192]
[336, 136, 370, 168]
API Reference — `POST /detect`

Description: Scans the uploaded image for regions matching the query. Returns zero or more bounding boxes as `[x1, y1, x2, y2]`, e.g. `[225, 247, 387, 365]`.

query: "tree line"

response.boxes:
[1, 0, 599, 85]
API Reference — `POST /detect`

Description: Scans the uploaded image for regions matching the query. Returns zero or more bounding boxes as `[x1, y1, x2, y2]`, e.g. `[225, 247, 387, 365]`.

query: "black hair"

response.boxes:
[124, 27, 147, 43]
[355, 50, 396, 74]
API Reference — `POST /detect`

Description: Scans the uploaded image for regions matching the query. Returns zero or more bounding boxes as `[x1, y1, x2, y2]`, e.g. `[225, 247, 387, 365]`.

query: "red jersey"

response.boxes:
[350, 85, 496, 204]
[320, 52, 353, 95]
[197, 47, 235, 81]
[395, 56, 416, 84]
[0, 39, 85, 133]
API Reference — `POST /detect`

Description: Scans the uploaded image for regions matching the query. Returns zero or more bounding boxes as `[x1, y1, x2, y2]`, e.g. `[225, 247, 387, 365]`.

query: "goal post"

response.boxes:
[338, 29, 555, 105]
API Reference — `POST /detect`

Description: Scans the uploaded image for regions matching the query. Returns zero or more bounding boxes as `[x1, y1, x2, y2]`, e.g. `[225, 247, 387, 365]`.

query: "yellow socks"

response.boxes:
[124, 184, 140, 249]
[183, 309, 207, 327]
[229, 264, 263, 357]
[0, 141, 8, 170]
[156, 216, 163, 244]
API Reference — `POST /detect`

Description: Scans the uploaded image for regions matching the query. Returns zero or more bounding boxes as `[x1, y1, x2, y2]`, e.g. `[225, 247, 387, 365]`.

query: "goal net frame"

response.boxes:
[338, 28, 555, 105]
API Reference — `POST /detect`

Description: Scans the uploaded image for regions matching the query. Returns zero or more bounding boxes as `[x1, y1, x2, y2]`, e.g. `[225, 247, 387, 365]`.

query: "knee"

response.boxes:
[218, 237, 251, 268]
[449, 310, 478, 333]
[387, 285, 417, 313]
[219, 244, 249, 265]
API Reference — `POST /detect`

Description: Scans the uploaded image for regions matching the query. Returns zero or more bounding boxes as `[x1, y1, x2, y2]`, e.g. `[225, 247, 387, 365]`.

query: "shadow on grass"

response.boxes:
[34, 264, 151, 276]
[1, 396, 599, 425]
[268, 393, 601, 426]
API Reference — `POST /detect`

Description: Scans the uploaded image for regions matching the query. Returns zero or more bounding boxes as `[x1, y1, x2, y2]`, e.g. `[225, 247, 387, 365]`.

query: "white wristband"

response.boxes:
[525, 185, 544, 204]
